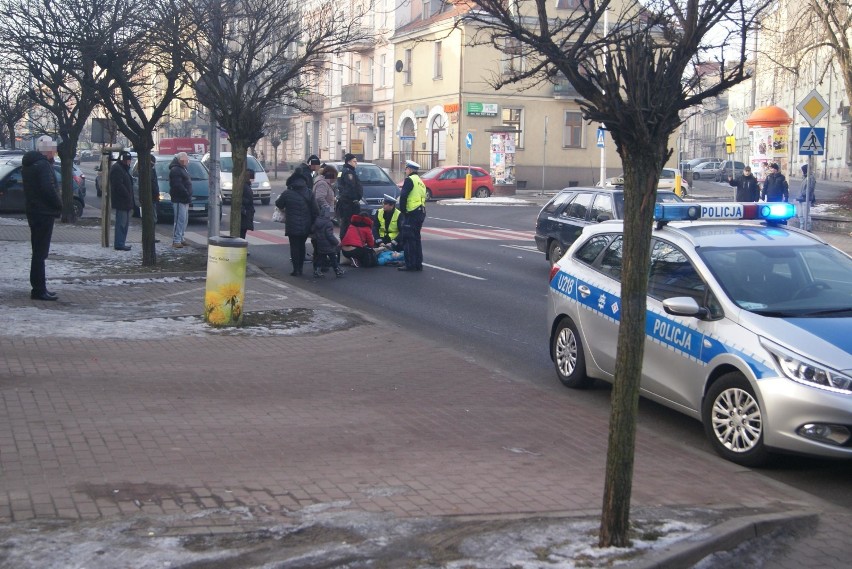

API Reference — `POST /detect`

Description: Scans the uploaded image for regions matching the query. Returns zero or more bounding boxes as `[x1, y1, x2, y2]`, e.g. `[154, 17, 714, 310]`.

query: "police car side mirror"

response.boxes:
[596, 214, 611, 223]
[663, 297, 709, 319]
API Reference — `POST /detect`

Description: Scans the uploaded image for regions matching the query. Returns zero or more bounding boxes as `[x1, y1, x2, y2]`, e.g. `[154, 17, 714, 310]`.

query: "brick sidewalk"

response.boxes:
[1, 215, 850, 567]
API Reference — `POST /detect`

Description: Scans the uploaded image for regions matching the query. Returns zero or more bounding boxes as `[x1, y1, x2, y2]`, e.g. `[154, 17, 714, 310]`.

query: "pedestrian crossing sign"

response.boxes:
[799, 127, 825, 156]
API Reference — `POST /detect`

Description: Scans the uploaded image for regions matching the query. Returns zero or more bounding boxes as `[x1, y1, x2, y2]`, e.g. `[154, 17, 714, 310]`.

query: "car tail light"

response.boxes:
[549, 264, 560, 281]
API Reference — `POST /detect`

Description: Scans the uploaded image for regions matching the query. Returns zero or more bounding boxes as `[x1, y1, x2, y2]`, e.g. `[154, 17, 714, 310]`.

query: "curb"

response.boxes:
[630, 510, 819, 569]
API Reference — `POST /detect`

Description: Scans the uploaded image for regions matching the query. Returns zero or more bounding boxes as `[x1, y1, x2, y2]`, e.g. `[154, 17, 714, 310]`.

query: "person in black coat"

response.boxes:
[168, 153, 193, 248]
[239, 169, 256, 239]
[761, 163, 789, 202]
[110, 151, 134, 250]
[335, 153, 363, 239]
[21, 136, 63, 301]
[728, 166, 760, 202]
[275, 168, 318, 276]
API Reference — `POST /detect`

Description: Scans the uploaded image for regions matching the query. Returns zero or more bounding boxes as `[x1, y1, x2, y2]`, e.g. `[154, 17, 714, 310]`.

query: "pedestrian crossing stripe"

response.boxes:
[184, 227, 535, 245]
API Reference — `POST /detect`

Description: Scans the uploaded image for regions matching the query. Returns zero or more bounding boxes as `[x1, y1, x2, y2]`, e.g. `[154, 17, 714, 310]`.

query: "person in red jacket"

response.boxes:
[340, 213, 378, 267]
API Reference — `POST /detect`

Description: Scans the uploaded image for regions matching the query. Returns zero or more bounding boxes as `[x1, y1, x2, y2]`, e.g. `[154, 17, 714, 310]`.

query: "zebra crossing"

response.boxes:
[184, 226, 535, 246]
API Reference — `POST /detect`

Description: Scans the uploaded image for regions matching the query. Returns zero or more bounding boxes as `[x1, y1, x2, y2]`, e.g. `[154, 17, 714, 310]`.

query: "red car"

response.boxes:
[418, 165, 494, 200]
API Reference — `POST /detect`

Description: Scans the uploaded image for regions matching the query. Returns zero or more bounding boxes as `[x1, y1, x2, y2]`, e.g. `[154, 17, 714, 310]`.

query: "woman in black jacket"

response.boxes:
[275, 169, 317, 276]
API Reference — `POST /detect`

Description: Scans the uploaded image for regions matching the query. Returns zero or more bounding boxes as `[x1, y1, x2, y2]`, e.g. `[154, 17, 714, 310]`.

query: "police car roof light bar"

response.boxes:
[654, 202, 796, 228]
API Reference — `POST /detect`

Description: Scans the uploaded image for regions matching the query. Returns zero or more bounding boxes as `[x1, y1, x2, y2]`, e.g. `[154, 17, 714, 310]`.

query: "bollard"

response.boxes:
[204, 236, 248, 326]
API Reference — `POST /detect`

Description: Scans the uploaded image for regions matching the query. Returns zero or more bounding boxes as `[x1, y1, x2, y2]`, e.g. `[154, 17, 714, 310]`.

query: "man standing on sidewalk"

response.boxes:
[169, 152, 192, 248]
[110, 151, 134, 251]
[21, 135, 63, 301]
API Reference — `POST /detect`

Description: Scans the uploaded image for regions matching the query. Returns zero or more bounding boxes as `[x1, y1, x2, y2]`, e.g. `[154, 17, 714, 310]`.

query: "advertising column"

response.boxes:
[745, 105, 793, 182]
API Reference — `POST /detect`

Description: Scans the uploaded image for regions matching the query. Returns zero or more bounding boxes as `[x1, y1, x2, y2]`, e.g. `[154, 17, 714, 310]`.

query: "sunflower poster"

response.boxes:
[204, 238, 248, 326]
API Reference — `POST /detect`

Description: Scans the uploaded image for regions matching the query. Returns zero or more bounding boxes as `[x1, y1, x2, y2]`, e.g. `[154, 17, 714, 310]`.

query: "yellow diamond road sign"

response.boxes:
[797, 90, 828, 126]
[724, 115, 736, 135]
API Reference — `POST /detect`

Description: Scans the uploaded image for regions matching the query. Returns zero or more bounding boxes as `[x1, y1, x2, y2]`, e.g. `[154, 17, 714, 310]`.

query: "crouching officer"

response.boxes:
[374, 194, 402, 251]
[398, 160, 426, 271]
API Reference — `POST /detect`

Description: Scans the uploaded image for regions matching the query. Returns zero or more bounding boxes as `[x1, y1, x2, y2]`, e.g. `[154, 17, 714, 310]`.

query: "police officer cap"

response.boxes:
[405, 160, 420, 170]
[382, 194, 397, 205]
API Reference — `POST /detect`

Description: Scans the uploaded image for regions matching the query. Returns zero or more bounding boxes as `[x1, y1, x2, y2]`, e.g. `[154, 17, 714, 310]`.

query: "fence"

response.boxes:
[390, 151, 438, 173]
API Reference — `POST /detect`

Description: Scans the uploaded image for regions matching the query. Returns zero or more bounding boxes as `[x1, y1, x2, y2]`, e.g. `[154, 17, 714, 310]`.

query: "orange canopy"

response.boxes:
[745, 105, 793, 127]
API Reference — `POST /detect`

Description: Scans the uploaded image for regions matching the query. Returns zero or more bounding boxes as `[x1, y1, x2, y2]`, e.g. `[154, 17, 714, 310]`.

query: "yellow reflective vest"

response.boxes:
[376, 208, 401, 241]
[405, 174, 427, 212]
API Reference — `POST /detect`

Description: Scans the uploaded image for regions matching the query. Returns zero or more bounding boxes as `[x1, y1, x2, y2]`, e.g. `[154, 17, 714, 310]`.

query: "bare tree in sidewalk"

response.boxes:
[458, 0, 774, 547]
[0, 0, 107, 223]
[183, 0, 375, 237]
[94, 0, 193, 266]
[0, 67, 33, 150]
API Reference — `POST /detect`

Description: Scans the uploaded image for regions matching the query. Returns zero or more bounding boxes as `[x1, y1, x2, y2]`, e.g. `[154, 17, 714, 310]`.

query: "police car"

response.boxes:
[547, 202, 852, 466]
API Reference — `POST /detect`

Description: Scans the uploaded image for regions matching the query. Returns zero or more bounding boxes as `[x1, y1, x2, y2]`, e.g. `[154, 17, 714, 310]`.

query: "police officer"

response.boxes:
[397, 160, 427, 271]
[336, 153, 363, 239]
[373, 195, 402, 251]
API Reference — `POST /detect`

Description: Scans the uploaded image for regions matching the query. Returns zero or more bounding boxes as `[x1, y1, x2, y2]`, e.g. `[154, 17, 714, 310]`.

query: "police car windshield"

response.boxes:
[699, 245, 852, 314]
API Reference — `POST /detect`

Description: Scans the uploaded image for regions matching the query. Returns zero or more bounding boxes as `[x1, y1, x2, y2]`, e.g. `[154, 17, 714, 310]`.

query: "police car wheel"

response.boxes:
[548, 241, 565, 267]
[552, 318, 592, 389]
[702, 373, 770, 467]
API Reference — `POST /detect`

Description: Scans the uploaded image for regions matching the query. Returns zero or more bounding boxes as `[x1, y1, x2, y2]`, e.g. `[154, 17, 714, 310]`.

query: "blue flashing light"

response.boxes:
[654, 202, 796, 225]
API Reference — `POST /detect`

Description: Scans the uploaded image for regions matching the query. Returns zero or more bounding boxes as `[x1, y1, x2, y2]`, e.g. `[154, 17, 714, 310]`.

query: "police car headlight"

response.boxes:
[260, 181, 271, 189]
[762, 339, 852, 394]
[222, 181, 232, 190]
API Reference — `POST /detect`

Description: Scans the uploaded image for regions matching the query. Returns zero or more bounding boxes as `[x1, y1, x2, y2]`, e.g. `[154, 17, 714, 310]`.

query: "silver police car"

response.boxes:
[547, 202, 852, 466]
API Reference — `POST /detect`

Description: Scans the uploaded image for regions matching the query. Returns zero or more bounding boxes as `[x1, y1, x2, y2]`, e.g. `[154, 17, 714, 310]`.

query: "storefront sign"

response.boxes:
[414, 105, 429, 118]
[466, 102, 498, 117]
[353, 113, 374, 125]
[444, 103, 459, 113]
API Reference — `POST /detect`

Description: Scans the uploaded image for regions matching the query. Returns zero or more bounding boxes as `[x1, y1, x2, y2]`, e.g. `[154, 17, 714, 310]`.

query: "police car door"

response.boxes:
[642, 239, 715, 411]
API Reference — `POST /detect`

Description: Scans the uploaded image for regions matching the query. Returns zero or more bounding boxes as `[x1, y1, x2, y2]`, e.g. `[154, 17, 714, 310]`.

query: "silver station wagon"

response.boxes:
[547, 202, 852, 466]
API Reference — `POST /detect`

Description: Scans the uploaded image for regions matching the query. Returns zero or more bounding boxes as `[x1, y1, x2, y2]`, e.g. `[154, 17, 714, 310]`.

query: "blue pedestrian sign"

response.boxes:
[596, 128, 605, 148]
[799, 127, 825, 156]
[465, 132, 473, 149]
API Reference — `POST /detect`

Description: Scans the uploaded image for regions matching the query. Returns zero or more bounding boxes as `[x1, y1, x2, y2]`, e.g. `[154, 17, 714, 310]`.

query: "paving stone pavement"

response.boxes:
[1, 213, 850, 567]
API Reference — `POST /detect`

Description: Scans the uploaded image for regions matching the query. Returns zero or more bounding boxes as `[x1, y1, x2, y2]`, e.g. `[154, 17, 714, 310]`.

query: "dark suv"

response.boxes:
[535, 187, 682, 265]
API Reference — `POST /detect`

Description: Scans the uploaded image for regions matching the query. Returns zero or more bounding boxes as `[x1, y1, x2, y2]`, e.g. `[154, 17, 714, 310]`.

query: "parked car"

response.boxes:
[680, 157, 718, 172]
[547, 201, 852, 465]
[715, 160, 746, 182]
[130, 154, 214, 223]
[535, 186, 683, 266]
[202, 152, 272, 205]
[690, 161, 722, 180]
[327, 161, 401, 216]
[0, 157, 85, 217]
[417, 165, 494, 199]
[603, 167, 690, 197]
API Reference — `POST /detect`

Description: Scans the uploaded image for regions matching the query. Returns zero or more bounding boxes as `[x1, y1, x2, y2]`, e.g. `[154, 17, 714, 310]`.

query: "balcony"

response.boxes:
[341, 84, 374, 105]
[553, 78, 580, 99]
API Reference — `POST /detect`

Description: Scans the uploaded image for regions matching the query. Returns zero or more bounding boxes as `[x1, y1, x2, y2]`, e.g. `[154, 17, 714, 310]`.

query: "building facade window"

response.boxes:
[555, 0, 581, 8]
[563, 111, 584, 148]
[380, 54, 387, 87]
[501, 38, 526, 76]
[502, 107, 524, 149]
[404, 49, 412, 84]
[434, 41, 442, 79]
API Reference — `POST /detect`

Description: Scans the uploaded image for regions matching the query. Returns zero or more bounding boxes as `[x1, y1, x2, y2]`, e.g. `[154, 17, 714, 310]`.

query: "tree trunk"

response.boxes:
[229, 141, 249, 238]
[598, 151, 662, 548]
[135, 149, 157, 266]
[57, 148, 77, 224]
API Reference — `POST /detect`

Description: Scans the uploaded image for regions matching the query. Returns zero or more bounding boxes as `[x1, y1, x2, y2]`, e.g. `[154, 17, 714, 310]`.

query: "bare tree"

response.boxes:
[459, 0, 773, 547]
[0, 67, 33, 150]
[94, 0, 193, 266]
[0, 0, 108, 223]
[184, 0, 375, 237]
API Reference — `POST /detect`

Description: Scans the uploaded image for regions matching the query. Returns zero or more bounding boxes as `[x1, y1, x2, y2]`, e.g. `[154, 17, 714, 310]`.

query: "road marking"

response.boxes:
[501, 244, 540, 252]
[422, 227, 535, 240]
[422, 263, 486, 280]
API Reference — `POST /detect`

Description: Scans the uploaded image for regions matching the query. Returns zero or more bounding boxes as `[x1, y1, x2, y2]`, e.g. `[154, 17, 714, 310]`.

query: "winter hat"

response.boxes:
[769, 162, 779, 170]
[36, 135, 57, 151]
[801, 164, 808, 174]
[307, 154, 321, 165]
[343, 153, 356, 163]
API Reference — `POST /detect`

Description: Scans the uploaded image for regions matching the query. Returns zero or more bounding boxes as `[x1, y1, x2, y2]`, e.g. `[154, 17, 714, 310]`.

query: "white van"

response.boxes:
[201, 152, 272, 204]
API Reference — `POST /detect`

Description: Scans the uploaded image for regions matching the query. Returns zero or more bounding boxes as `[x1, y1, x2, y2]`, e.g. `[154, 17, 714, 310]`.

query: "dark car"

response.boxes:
[418, 165, 494, 199]
[0, 158, 85, 217]
[130, 154, 213, 223]
[535, 187, 683, 266]
[714, 160, 746, 182]
[327, 161, 400, 216]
